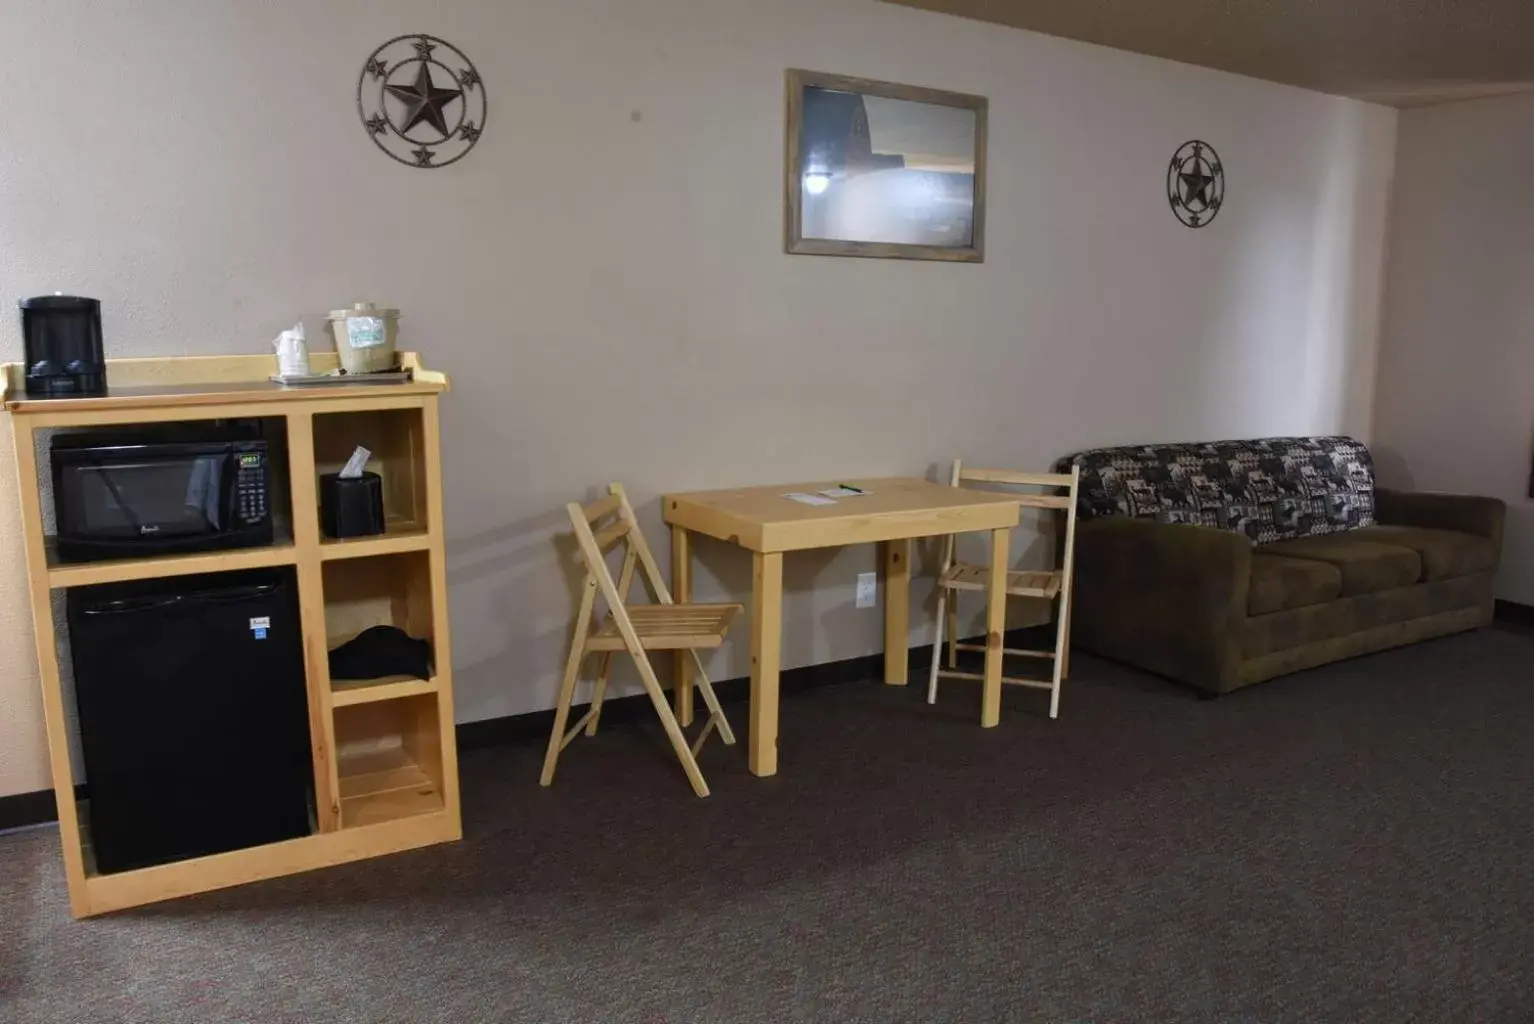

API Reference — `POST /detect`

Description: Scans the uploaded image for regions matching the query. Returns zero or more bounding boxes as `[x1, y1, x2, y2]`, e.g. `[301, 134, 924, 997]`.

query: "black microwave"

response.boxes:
[51, 427, 274, 563]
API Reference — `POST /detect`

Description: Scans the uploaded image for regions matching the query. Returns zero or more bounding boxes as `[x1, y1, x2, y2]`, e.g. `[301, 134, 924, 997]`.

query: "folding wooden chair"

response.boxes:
[927, 461, 1081, 719]
[541, 484, 741, 798]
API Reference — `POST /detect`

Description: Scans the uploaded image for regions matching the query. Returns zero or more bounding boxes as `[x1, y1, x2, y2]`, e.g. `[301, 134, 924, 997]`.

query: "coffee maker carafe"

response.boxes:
[21, 294, 106, 397]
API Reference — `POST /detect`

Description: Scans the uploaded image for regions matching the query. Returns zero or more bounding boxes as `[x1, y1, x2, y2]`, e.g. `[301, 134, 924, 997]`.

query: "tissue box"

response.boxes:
[320, 472, 385, 539]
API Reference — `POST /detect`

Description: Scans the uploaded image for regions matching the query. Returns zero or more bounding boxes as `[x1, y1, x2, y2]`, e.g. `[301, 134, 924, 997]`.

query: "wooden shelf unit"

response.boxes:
[3, 352, 461, 918]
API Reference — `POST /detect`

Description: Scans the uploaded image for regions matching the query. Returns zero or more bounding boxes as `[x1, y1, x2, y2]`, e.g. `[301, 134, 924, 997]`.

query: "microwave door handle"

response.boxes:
[91, 462, 145, 533]
[218, 452, 240, 529]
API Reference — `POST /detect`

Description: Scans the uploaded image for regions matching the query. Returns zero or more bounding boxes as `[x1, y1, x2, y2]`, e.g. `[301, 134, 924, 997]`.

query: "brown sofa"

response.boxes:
[1058, 437, 1505, 696]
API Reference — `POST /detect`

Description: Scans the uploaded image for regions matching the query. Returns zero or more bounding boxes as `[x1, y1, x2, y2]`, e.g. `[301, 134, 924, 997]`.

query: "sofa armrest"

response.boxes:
[1072, 518, 1254, 692]
[1375, 488, 1506, 547]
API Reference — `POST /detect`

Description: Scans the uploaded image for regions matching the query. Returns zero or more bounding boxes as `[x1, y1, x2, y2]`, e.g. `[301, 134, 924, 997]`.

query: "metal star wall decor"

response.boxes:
[1167, 140, 1225, 228]
[357, 34, 486, 168]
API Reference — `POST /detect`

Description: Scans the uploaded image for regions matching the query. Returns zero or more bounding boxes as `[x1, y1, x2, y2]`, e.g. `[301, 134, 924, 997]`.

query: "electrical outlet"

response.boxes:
[855, 572, 877, 609]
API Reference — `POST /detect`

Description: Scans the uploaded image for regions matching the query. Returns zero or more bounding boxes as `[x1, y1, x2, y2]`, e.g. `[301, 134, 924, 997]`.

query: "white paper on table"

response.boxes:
[784, 492, 838, 506]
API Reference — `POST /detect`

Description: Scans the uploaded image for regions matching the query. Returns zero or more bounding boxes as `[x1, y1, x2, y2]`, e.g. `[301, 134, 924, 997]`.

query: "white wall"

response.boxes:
[1372, 92, 1534, 604]
[0, 0, 1396, 797]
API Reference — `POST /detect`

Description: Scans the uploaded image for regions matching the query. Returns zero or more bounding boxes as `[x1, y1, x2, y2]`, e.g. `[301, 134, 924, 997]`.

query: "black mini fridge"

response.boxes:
[67, 567, 314, 874]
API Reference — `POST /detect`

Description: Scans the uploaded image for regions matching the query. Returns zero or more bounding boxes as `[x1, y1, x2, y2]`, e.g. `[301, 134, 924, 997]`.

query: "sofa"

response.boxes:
[1056, 437, 1505, 696]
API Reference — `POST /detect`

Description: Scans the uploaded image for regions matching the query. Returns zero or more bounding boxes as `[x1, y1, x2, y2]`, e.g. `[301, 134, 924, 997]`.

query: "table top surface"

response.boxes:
[664, 477, 1022, 551]
[666, 477, 1016, 521]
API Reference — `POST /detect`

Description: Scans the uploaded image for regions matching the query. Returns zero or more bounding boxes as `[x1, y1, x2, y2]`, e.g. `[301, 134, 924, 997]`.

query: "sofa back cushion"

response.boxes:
[1058, 436, 1376, 544]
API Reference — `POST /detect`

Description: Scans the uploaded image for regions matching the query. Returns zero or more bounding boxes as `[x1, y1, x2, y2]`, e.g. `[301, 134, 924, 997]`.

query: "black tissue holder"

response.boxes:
[320, 471, 385, 539]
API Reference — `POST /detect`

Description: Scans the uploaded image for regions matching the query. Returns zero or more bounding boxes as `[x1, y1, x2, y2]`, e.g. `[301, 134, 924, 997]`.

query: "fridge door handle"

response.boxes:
[80, 594, 184, 615]
[79, 583, 279, 615]
[193, 583, 280, 604]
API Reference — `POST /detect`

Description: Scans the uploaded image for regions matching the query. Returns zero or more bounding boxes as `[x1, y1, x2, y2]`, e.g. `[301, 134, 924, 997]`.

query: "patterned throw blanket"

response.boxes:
[1056, 436, 1376, 545]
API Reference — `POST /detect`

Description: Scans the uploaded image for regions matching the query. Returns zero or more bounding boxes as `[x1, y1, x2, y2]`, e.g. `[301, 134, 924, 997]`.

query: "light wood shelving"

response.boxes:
[334, 695, 445, 829]
[46, 535, 300, 588]
[331, 676, 440, 708]
[319, 522, 431, 561]
[3, 351, 461, 918]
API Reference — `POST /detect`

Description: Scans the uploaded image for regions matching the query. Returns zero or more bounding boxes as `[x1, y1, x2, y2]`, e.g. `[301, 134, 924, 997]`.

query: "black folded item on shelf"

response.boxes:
[328, 625, 432, 682]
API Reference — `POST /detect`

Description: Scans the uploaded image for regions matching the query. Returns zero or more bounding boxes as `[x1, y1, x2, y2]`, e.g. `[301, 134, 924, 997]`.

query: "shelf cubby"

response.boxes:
[321, 550, 436, 651]
[313, 407, 428, 537]
[334, 695, 445, 829]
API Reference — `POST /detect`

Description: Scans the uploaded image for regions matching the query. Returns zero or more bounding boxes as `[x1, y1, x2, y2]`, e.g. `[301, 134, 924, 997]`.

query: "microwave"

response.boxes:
[51, 427, 274, 563]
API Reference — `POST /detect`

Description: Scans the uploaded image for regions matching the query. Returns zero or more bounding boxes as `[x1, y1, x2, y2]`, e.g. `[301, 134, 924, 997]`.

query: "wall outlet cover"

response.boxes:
[856, 572, 877, 609]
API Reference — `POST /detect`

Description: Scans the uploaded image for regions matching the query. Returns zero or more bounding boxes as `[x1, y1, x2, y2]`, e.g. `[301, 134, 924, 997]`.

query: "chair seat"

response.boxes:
[938, 562, 1061, 600]
[588, 603, 742, 651]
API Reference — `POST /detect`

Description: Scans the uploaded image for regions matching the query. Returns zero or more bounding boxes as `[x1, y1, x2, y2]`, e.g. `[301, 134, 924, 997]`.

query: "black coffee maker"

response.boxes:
[21, 294, 106, 397]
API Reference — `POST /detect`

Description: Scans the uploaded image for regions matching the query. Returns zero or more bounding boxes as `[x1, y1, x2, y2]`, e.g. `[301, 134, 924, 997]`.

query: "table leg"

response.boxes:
[750, 551, 783, 776]
[671, 523, 694, 727]
[883, 538, 910, 685]
[982, 526, 1011, 728]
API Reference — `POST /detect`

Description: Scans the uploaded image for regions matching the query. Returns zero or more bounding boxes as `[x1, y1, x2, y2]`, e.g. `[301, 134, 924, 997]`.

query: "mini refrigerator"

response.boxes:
[67, 567, 314, 874]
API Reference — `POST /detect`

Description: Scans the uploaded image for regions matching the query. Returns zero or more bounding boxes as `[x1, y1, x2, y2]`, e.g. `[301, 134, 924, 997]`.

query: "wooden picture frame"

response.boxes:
[784, 69, 988, 263]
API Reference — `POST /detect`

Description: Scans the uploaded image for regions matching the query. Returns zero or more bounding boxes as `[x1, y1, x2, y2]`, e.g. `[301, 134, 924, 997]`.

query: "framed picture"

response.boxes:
[784, 69, 988, 263]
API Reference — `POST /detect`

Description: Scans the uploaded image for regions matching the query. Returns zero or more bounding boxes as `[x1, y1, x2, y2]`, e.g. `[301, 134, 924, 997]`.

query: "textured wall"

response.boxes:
[1372, 92, 1534, 604]
[0, 0, 1396, 797]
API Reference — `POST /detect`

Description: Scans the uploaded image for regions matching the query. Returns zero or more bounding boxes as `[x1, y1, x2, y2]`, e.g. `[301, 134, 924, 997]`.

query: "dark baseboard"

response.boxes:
[0, 784, 88, 834]
[458, 624, 1052, 753]
[2, 627, 1052, 831]
[0, 789, 63, 833]
[1494, 599, 1534, 628]
[457, 648, 885, 752]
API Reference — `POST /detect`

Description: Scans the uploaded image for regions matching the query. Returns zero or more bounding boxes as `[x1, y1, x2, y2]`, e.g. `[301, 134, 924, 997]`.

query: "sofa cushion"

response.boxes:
[1349, 525, 1498, 582]
[1261, 537, 1422, 596]
[1058, 436, 1376, 545]
[1248, 554, 1344, 616]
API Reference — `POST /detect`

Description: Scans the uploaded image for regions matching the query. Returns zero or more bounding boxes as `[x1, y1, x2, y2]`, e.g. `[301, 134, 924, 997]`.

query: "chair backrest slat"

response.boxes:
[567, 484, 676, 613]
[581, 493, 623, 524]
[958, 467, 1074, 488]
[591, 517, 632, 551]
[613, 486, 675, 605]
[566, 500, 645, 656]
[942, 460, 1082, 570]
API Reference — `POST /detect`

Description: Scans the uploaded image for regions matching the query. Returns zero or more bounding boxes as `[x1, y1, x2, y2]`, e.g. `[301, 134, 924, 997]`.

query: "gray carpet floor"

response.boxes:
[4, 627, 1533, 1023]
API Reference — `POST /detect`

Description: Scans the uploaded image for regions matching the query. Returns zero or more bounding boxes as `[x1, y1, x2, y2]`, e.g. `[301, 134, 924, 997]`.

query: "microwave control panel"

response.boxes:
[235, 451, 268, 524]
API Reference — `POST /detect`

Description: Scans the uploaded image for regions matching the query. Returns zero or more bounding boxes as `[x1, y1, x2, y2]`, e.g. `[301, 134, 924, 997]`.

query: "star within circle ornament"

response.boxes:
[358, 34, 486, 168]
[1167, 140, 1224, 229]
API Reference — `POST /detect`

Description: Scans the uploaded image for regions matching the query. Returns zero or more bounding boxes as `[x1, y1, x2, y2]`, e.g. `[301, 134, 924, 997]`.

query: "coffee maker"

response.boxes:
[21, 294, 106, 397]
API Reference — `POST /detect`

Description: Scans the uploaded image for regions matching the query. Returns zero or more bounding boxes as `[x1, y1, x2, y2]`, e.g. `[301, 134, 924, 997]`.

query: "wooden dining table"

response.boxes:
[663, 477, 1023, 777]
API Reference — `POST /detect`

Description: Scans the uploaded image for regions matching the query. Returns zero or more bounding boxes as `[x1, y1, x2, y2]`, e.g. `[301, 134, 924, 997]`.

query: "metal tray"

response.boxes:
[269, 370, 412, 387]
